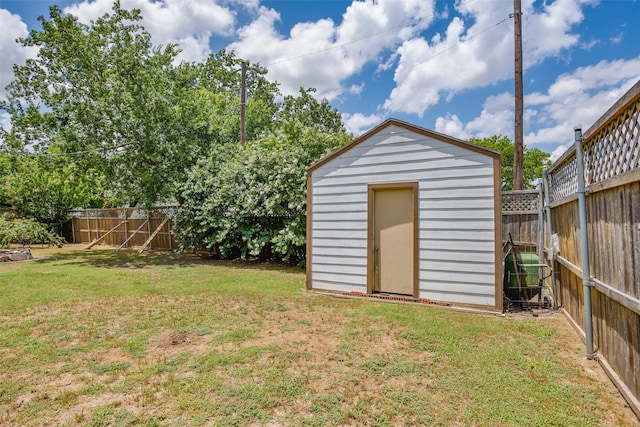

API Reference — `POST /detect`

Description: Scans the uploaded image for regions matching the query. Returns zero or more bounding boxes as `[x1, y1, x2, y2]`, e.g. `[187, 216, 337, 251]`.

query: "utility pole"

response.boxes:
[513, 0, 524, 190]
[240, 61, 247, 146]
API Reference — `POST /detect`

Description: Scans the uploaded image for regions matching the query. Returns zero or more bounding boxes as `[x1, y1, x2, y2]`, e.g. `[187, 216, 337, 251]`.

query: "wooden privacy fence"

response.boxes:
[545, 80, 640, 417]
[502, 189, 539, 246]
[69, 207, 178, 251]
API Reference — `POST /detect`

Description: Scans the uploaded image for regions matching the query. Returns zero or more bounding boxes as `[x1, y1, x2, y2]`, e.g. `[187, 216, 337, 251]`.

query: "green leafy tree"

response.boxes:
[0, 152, 12, 208]
[1, 155, 105, 224]
[469, 135, 551, 190]
[280, 88, 347, 134]
[1, 3, 189, 208]
[180, 51, 280, 144]
[1, 3, 282, 209]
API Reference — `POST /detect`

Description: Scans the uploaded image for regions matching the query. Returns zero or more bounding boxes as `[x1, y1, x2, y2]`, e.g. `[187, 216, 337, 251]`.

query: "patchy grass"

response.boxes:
[0, 245, 636, 426]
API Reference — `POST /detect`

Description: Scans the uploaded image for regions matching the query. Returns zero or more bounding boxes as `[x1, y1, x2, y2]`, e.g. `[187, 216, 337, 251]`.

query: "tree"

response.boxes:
[1, 155, 105, 224]
[279, 88, 346, 134]
[0, 3, 209, 209]
[469, 135, 551, 190]
[169, 50, 281, 167]
[0, 152, 12, 208]
[1, 3, 283, 210]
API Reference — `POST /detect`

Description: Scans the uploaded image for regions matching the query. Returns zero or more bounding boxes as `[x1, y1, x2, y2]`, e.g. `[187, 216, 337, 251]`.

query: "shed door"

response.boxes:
[370, 185, 417, 296]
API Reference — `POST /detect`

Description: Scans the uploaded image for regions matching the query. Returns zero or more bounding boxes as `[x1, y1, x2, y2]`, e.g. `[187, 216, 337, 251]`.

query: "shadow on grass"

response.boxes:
[32, 247, 304, 273]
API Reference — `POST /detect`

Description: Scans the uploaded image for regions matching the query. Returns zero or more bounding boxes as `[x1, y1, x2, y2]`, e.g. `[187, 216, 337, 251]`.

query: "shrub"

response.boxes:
[174, 123, 350, 264]
[0, 214, 65, 248]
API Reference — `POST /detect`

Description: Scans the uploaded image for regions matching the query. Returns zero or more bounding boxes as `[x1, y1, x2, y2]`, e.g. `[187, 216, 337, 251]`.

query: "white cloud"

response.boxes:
[174, 33, 214, 64]
[64, 0, 246, 63]
[526, 92, 551, 106]
[0, 111, 11, 133]
[383, 0, 596, 116]
[550, 142, 572, 162]
[526, 58, 640, 145]
[466, 109, 514, 138]
[0, 9, 38, 101]
[435, 114, 468, 139]
[464, 92, 515, 137]
[347, 83, 365, 95]
[435, 93, 514, 140]
[525, 124, 569, 146]
[228, 0, 436, 99]
[384, 5, 513, 114]
[609, 32, 623, 45]
[522, 0, 589, 66]
[377, 51, 399, 72]
[483, 92, 513, 113]
[439, 56, 640, 152]
[342, 112, 385, 136]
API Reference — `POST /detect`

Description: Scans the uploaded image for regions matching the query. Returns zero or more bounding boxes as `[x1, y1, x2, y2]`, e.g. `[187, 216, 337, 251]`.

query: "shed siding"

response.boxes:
[310, 124, 498, 308]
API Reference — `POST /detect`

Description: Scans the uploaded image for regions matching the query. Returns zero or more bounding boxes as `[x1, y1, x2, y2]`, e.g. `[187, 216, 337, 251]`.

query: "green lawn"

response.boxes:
[0, 245, 635, 426]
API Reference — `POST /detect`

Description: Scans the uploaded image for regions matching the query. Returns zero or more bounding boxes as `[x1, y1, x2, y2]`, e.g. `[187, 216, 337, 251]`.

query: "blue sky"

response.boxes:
[1, 0, 639, 159]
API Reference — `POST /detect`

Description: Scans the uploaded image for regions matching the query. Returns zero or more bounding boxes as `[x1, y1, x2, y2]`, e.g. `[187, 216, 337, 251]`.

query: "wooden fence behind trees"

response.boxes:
[68, 207, 178, 251]
[545, 81, 640, 417]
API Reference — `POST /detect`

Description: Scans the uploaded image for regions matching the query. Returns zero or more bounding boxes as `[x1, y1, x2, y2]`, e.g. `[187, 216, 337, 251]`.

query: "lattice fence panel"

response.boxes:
[549, 155, 578, 203]
[584, 98, 640, 185]
[502, 190, 539, 212]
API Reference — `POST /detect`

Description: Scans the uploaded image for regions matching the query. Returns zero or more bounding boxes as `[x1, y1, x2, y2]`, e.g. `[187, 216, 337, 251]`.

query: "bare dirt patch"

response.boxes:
[54, 392, 131, 426]
[147, 329, 210, 358]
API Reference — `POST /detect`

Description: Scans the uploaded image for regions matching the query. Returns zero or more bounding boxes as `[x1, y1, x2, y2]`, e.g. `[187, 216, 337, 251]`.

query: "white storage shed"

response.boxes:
[306, 119, 503, 311]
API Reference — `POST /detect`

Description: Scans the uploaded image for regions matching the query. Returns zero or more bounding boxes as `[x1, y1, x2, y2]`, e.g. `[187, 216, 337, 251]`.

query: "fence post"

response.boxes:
[168, 214, 172, 251]
[95, 211, 99, 243]
[574, 125, 595, 359]
[123, 208, 129, 249]
[542, 168, 558, 309]
[86, 211, 91, 242]
[147, 210, 152, 249]
[537, 183, 544, 273]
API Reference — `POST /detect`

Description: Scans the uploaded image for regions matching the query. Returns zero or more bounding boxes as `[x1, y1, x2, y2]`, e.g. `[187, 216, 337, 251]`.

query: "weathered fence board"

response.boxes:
[593, 292, 640, 400]
[556, 256, 585, 330]
[552, 200, 581, 267]
[502, 213, 537, 244]
[588, 182, 640, 297]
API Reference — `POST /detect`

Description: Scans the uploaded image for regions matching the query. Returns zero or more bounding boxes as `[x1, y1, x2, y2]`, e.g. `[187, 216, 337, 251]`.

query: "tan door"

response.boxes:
[372, 186, 416, 295]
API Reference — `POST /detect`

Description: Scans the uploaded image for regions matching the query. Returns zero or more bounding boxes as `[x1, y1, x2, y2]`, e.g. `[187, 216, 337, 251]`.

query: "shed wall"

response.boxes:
[309, 124, 498, 308]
